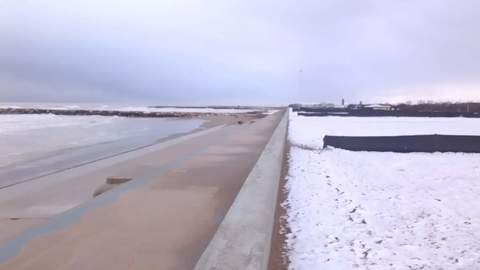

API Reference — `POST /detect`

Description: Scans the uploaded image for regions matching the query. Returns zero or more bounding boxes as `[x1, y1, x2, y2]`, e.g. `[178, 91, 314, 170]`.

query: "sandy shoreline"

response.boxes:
[0, 110, 283, 269]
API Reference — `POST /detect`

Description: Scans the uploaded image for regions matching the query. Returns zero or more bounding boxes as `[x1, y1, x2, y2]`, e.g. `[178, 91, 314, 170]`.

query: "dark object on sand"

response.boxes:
[323, 134, 480, 153]
[93, 177, 133, 197]
[106, 177, 132, 185]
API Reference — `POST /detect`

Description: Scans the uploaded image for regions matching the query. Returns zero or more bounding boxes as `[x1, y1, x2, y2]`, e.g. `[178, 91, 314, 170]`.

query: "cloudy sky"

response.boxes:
[1, 0, 479, 105]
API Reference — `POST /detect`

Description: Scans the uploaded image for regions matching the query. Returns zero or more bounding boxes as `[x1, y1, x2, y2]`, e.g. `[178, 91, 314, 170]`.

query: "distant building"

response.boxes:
[289, 103, 337, 111]
[363, 104, 394, 111]
[299, 103, 336, 108]
[347, 104, 361, 110]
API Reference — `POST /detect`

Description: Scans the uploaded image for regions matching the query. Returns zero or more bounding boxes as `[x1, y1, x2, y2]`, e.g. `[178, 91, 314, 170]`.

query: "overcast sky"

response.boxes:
[1, 0, 479, 105]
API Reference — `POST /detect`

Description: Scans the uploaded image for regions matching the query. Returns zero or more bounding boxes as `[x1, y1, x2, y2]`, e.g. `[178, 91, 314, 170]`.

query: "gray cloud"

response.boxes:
[1, 0, 479, 105]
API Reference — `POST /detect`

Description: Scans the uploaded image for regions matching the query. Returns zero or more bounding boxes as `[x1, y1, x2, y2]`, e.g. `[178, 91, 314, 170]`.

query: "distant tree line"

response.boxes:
[290, 102, 480, 113]
[290, 101, 480, 117]
[394, 102, 480, 113]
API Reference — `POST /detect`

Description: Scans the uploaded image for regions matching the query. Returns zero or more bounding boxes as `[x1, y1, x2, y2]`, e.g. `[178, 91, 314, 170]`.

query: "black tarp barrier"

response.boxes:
[323, 135, 480, 153]
[298, 111, 480, 117]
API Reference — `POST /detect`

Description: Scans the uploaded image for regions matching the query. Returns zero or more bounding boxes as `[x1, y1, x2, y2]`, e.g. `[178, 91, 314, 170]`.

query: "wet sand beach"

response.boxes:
[0, 111, 283, 270]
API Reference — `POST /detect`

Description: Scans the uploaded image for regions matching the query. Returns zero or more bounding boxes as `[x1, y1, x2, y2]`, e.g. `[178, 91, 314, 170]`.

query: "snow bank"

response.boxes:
[285, 113, 480, 269]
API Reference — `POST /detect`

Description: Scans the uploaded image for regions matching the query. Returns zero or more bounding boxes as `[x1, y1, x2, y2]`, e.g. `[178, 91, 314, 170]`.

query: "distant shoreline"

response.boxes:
[0, 107, 267, 118]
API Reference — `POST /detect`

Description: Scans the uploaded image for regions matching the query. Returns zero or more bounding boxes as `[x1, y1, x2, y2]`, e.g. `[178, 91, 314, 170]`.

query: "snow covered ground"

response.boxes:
[285, 112, 480, 269]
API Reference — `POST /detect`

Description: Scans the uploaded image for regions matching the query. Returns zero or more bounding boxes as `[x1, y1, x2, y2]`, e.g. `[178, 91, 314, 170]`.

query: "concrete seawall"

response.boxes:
[194, 111, 288, 270]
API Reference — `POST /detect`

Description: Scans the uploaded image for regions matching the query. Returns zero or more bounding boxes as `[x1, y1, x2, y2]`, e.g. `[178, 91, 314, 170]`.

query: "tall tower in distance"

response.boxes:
[341, 98, 345, 106]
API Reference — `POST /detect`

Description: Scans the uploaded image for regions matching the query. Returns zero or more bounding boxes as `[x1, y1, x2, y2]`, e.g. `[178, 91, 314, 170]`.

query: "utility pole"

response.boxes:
[298, 69, 303, 102]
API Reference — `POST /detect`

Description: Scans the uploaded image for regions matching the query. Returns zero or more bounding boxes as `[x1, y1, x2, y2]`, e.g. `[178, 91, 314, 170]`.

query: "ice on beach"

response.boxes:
[0, 114, 115, 135]
[285, 113, 480, 269]
[289, 111, 480, 149]
[117, 106, 261, 114]
[0, 114, 203, 168]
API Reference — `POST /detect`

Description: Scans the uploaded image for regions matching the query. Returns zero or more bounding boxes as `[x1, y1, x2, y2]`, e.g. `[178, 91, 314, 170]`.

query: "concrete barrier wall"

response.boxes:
[194, 111, 288, 270]
[324, 135, 480, 153]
